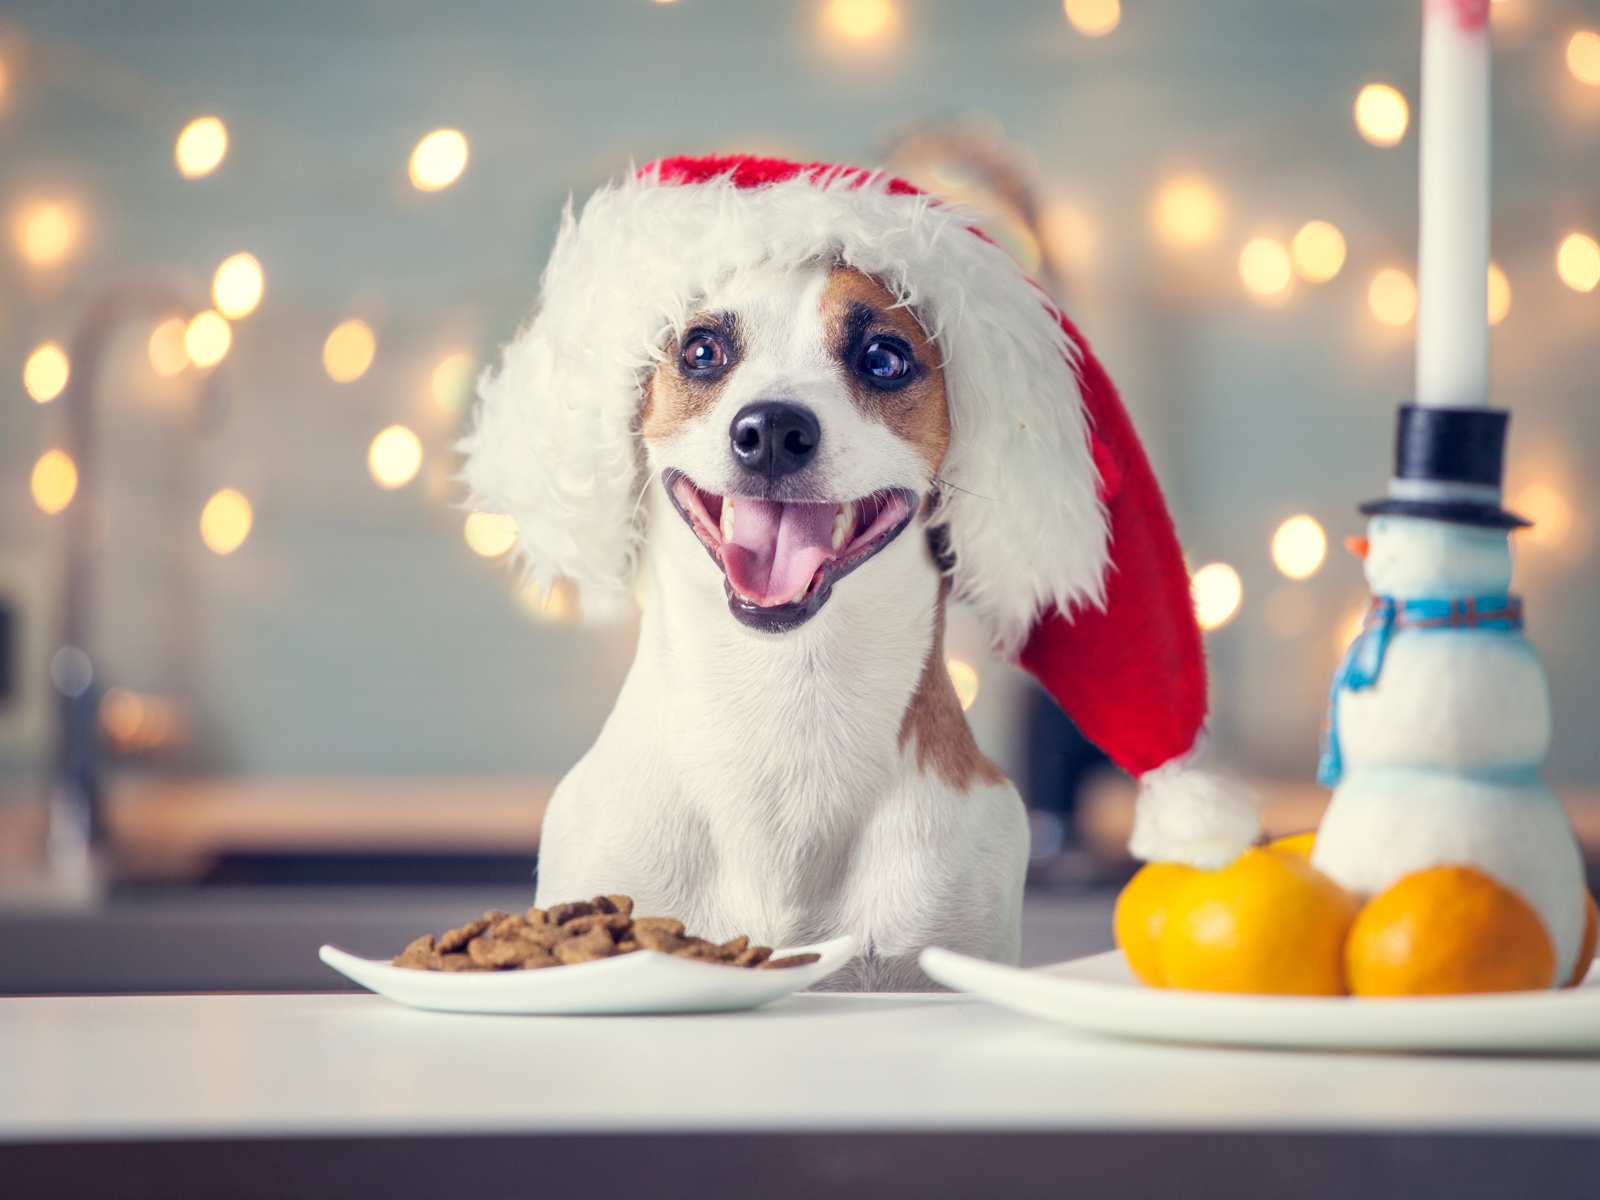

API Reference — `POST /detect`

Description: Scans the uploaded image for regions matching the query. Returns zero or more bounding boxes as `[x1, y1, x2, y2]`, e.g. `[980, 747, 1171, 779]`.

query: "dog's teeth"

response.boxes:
[720, 496, 736, 542]
[831, 502, 855, 551]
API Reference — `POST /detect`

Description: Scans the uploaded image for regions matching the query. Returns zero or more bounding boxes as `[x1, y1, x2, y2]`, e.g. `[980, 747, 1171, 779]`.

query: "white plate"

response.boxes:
[319, 935, 857, 1015]
[920, 946, 1600, 1052]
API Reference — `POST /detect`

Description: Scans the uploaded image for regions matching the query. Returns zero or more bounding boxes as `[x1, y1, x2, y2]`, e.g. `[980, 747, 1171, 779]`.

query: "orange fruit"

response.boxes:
[1563, 891, 1598, 988]
[1270, 830, 1316, 859]
[1346, 865, 1556, 996]
[1159, 847, 1357, 995]
[1114, 862, 1200, 987]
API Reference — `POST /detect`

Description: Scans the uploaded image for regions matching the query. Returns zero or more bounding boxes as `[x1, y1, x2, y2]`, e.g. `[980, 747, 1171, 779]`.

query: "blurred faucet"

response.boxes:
[46, 283, 219, 891]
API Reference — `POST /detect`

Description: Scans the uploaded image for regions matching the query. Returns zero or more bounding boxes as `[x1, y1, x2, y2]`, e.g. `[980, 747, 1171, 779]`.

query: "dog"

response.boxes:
[463, 157, 1251, 990]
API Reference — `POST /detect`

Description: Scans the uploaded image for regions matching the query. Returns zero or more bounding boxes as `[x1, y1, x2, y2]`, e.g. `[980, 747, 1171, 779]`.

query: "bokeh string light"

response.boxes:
[1355, 84, 1409, 146]
[1271, 516, 1327, 580]
[176, 117, 228, 178]
[824, 0, 896, 44]
[31, 450, 77, 514]
[1239, 237, 1292, 299]
[1064, 0, 1120, 37]
[409, 130, 469, 191]
[200, 488, 253, 555]
[212, 253, 264, 319]
[1557, 233, 1600, 293]
[1368, 268, 1418, 326]
[148, 317, 191, 376]
[368, 425, 423, 489]
[184, 311, 232, 367]
[1488, 263, 1512, 325]
[464, 512, 518, 557]
[431, 351, 477, 415]
[324, 319, 376, 382]
[15, 201, 78, 266]
[24, 342, 69, 403]
[945, 659, 980, 710]
[1153, 177, 1222, 248]
[1191, 563, 1243, 631]
[1291, 221, 1346, 282]
[1568, 31, 1600, 86]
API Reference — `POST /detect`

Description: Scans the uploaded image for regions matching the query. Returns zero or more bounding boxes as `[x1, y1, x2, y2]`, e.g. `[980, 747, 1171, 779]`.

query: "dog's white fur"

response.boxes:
[462, 168, 1119, 988]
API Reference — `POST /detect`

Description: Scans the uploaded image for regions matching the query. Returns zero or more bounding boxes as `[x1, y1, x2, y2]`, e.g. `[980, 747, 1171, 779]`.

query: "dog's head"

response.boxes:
[463, 162, 1109, 656]
[645, 265, 947, 632]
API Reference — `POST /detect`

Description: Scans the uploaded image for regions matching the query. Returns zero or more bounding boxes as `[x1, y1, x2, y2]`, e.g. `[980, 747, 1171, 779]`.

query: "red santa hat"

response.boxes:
[463, 154, 1259, 868]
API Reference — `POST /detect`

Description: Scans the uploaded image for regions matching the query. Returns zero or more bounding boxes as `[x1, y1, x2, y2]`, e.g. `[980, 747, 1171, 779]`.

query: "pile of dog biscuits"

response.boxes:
[392, 894, 821, 972]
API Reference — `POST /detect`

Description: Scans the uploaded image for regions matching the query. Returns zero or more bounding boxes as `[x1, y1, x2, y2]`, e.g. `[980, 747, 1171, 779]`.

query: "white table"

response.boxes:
[3, 990, 1600, 1199]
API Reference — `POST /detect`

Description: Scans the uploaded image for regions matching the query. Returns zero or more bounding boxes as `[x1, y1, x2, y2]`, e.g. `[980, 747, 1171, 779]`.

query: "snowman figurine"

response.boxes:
[1312, 405, 1589, 986]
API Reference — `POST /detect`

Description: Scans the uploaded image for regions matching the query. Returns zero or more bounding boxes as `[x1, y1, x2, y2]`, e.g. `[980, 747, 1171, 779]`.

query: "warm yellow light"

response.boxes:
[518, 578, 580, 624]
[23, 342, 69, 403]
[1191, 563, 1242, 631]
[31, 450, 77, 515]
[184, 310, 232, 368]
[324, 319, 376, 382]
[1153, 177, 1222, 249]
[946, 659, 980, 711]
[176, 117, 228, 178]
[212, 252, 263, 319]
[1271, 515, 1327, 580]
[431, 351, 477, 415]
[1239, 237, 1293, 298]
[1291, 221, 1346, 282]
[1488, 262, 1511, 326]
[1513, 483, 1573, 549]
[1064, 0, 1120, 37]
[15, 202, 78, 266]
[200, 488, 253, 555]
[369, 425, 423, 490]
[148, 317, 190, 376]
[824, 0, 896, 43]
[1568, 31, 1600, 85]
[1355, 84, 1409, 147]
[1368, 268, 1417, 327]
[409, 129, 469, 191]
[1557, 233, 1600, 293]
[465, 512, 518, 557]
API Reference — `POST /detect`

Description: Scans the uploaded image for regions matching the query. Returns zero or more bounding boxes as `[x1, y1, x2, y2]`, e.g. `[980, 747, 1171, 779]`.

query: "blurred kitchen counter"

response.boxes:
[0, 776, 553, 882]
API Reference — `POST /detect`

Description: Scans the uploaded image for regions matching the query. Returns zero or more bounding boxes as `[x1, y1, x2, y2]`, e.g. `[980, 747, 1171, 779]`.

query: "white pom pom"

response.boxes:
[1127, 753, 1261, 870]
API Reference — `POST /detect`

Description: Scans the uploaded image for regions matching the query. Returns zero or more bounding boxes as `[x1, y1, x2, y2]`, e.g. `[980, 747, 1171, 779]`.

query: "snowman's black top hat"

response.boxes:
[1359, 405, 1530, 529]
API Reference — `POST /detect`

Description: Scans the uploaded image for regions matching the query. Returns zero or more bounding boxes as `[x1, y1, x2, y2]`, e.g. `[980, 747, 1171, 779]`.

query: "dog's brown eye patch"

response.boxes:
[642, 313, 740, 441]
[821, 269, 949, 473]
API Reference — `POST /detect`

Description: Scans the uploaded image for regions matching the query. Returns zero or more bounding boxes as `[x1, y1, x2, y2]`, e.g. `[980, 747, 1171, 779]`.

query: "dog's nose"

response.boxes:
[729, 402, 820, 479]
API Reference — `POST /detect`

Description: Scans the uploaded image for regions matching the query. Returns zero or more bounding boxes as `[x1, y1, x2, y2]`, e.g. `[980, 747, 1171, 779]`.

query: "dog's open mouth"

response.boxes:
[664, 470, 917, 632]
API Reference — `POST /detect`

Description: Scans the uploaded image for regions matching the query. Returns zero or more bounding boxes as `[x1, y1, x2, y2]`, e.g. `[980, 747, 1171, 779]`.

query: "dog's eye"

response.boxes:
[858, 341, 909, 383]
[682, 335, 725, 371]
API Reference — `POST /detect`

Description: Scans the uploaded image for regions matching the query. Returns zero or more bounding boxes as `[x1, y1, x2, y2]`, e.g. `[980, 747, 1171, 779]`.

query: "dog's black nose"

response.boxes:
[729, 402, 820, 479]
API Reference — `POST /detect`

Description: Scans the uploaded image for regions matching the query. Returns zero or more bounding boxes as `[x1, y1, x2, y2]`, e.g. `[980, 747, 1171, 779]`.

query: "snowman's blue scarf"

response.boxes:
[1316, 593, 1523, 787]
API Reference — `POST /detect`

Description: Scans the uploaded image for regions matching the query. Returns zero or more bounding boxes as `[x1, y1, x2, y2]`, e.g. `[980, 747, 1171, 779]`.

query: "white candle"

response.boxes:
[1415, 0, 1491, 409]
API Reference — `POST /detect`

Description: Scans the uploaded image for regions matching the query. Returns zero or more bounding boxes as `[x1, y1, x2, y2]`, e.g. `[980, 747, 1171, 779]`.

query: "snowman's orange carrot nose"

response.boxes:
[1344, 535, 1369, 559]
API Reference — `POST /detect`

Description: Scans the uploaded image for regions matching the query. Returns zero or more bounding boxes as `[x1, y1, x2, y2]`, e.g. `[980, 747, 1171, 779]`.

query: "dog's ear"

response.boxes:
[923, 270, 1110, 660]
[459, 196, 667, 618]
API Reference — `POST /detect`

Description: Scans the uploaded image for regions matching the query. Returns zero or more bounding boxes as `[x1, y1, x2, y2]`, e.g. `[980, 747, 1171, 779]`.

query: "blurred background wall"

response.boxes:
[1, 0, 1598, 877]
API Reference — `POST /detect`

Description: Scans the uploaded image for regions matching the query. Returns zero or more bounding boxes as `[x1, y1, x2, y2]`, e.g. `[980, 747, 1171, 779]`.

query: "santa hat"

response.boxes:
[462, 154, 1259, 869]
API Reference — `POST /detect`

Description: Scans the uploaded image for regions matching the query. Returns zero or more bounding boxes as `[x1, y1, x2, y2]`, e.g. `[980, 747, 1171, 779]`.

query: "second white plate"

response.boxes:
[920, 946, 1600, 1052]
[321, 935, 857, 1015]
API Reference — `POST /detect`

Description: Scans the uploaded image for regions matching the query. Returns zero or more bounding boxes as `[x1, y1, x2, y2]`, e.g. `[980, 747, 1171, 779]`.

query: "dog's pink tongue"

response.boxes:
[720, 498, 837, 606]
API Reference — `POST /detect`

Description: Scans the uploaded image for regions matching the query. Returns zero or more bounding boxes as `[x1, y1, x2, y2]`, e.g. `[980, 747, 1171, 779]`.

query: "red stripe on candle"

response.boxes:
[1425, 0, 1489, 32]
